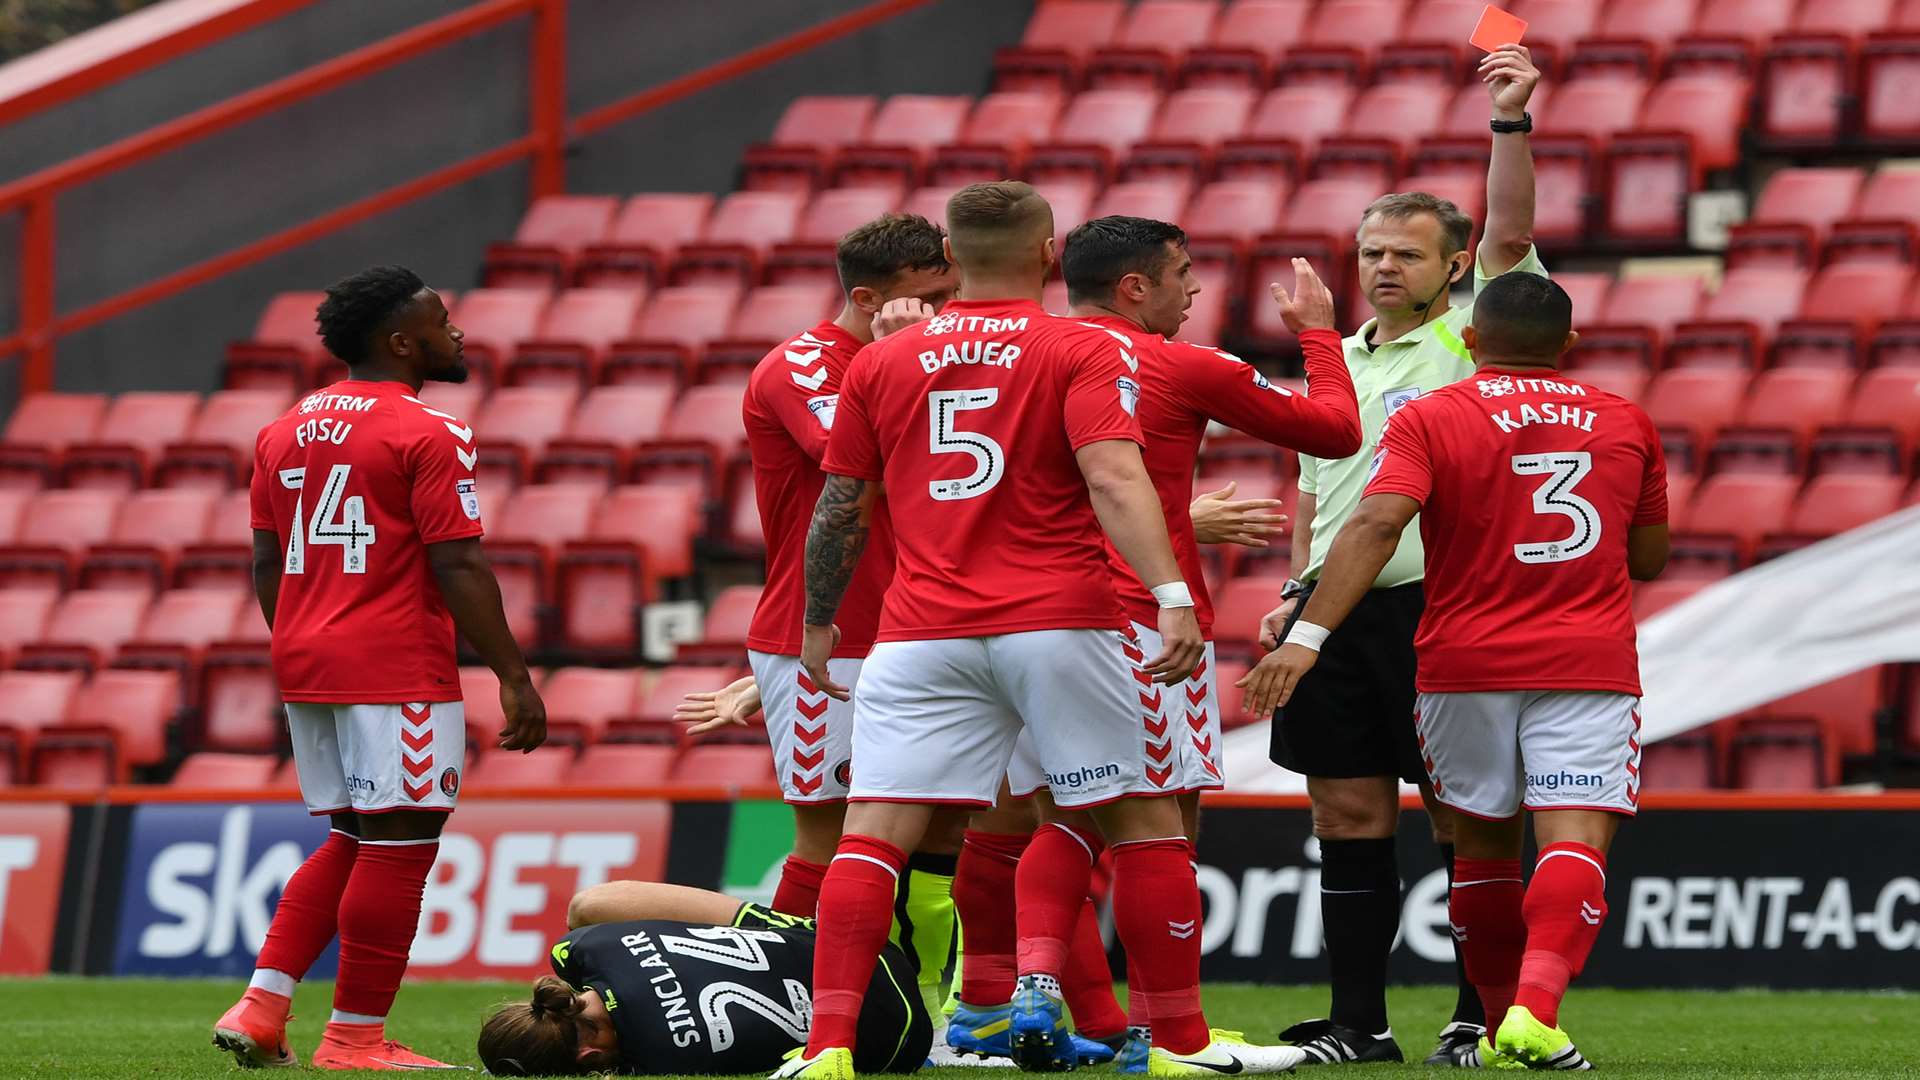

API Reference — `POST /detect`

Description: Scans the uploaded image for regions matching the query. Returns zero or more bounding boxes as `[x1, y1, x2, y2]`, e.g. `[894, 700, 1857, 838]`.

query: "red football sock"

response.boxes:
[773, 854, 828, 918]
[1449, 857, 1526, 1024]
[806, 834, 906, 1055]
[255, 829, 358, 981]
[1514, 843, 1608, 1028]
[1111, 838, 1207, 1055]
[1063, 898, 1126, 1040]
[953, 829, 1029, 1006]
[1125, 956, 1149, 1027]
[1015, 822, 1102, 979]
[333, 838, 437, 1019]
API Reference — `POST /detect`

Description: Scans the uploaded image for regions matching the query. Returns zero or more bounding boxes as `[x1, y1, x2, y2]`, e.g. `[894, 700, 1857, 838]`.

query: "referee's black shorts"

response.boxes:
[1268, 581, 1426, 784]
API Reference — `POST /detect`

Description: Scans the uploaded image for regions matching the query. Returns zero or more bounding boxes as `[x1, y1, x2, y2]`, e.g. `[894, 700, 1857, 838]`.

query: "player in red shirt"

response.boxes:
[782, 182, 1302, 1080]
[213, 266, 546, 1072]
[743, 212, 957, 919]
[989, 216, 1360, 1068]
[1242, 274, 1670, 1070]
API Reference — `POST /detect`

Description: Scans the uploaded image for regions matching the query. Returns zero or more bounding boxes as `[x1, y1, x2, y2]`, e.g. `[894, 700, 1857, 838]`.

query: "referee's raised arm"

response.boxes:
[1260, 41, 1546, 1069]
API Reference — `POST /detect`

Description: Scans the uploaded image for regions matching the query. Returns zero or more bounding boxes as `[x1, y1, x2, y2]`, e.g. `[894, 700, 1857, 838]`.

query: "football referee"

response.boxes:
[1256, 44, 1545, 1067]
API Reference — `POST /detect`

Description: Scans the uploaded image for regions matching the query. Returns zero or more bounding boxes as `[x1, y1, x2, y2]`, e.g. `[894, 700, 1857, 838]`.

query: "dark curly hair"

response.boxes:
[315, 265, 427, 364]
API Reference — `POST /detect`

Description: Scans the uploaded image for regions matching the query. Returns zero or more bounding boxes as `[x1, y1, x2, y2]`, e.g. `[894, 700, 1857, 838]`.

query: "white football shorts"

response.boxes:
[286, 700, 466, 815]
[748, 650, 862, 803]
[851, 627, 1178, 809]
[1132, 622, 1223, 791]
[1414, 690, 1643, 820]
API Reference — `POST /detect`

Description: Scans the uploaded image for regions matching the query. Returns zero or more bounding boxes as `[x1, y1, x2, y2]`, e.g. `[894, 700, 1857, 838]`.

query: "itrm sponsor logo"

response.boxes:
[1529, 770, 1603, 791]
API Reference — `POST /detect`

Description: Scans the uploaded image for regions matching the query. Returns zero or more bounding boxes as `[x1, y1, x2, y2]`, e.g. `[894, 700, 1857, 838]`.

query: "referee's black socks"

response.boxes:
[1318, 836, 1400, 1035]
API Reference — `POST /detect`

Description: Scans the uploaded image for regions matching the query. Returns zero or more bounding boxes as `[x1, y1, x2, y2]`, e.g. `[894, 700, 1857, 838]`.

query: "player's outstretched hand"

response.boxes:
[1480, 44, 1540, 116]
[872, 297, 937, 339]
[1270, 258, 1336, 334]
[1145, 605, 1205, 684]
[1190, 479, 1288, 548]
[800, 623, 852, 701]
[1257, 597, 1298, 652]
[497, 676, 548, 752]
[1237, 643, 1319, 717]
[675, 675, 763, 736]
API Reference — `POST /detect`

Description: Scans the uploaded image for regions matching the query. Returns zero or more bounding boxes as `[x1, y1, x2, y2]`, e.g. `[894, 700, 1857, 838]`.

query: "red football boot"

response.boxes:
[311, 1021, 464, 1070]
[211, 987, 297, 1068]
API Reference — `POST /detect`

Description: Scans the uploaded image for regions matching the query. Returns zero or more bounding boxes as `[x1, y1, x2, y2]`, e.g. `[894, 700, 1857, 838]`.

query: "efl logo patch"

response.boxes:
[1382, 385, 1422, 416]
[1116, 376, 1140, 416]
[456, 478, 480, 520]
[806, 394, 838, 430]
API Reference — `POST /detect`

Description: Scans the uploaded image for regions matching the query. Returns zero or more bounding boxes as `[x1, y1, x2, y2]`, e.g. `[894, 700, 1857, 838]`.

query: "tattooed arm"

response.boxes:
[800, 472, 880, 700]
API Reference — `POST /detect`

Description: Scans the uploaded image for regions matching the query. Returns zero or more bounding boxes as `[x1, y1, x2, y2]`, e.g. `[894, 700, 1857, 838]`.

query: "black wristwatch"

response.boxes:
[1490, 112, 1533, 134]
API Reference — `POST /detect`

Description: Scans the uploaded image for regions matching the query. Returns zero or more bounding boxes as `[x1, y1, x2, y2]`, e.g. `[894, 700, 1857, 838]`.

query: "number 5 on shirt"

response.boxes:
[927, 388, 1006, 501]
[279, 463, 378, 575]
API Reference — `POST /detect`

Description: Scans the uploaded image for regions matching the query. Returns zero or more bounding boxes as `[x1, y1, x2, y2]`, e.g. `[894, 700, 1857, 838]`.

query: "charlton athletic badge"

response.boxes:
[440, 767, 460, 798]
[834, 760, 853, 787]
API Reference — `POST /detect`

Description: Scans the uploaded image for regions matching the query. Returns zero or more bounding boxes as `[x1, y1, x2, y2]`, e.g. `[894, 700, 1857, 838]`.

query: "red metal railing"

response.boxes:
[0, 0, 937, 393]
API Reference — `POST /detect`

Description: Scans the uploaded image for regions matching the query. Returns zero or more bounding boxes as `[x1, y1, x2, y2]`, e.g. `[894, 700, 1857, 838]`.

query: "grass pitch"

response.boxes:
[2, 978, 1913, 1077]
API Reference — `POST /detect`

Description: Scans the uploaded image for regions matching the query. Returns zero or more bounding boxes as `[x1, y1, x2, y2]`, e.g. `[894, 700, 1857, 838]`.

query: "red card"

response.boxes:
[1468, 4, 1528, 52]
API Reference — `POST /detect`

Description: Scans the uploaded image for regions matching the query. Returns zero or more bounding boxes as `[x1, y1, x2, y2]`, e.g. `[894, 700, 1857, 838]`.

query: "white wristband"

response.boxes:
[1151, 581, 1195, 609]
[1284, 620, 1332, 652]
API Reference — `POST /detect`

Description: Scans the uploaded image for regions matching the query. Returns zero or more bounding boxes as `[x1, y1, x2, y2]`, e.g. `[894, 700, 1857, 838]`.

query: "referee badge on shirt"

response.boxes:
[456, 477, 480, 521]
[1116, 376, 1140, 416]
[1382, 385, 1423, 416]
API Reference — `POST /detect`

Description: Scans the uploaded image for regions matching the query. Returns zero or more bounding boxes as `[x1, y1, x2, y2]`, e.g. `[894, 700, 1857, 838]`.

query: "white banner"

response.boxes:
[1224, 506, 1920, 791]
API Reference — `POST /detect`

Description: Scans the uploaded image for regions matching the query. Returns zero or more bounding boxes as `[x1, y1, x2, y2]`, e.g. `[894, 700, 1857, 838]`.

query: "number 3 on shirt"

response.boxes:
[278, 464, 378, 574]
[1511, 451, 1600, 564]
[927, 388, 1005, 501]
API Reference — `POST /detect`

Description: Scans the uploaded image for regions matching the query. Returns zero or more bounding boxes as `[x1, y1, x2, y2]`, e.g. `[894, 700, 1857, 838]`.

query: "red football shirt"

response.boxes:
[250, 380, 485, 703]
[742, 320, 894, 657]
[822, 298, 1142, 640]
[1086, 318, 1362, 634]
[1364, 368, 1668, 695]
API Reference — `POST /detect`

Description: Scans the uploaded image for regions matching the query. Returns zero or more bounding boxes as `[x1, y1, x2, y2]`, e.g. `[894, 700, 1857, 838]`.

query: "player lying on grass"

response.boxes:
[478, 882, 932, 1076]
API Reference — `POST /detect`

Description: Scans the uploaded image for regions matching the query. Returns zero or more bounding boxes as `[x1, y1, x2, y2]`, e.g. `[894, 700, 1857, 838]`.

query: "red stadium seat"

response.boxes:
[831, 95, 972, 188]
[1297, 0, 1410, 56]
[194, 643, 279, 753]
[0, 489, 122, 590]
[79, 489, 217, 592]
[1181, 0, 1313, 87]
[555, 484, 701, 656]
[1313, 84, 1449, 182]
[507, 287, 648, 388]
[1244, 179, 1382, 343]
[1021, 0, 1127, 55]
[1828, 169, 1920, 265]
[1710, 368, 1852, 473]
[678, 585, 761, 664]
[1667, 268, 1811, 369]
[1086, 0, 1222, 88]
[541, 667, 641, 745]
[1675, 473, 1798, 566]
[1184, 179, 1289, 244]
[1843, 367, 1920, 445]
[0, 392, 107, 488]
[715, 285, 840, 367]
[0, 588, 58, 667]
[1090, 180, 1192, 225]
[1552, 272, 1614, 325]
[738, 96, 878, 190]
[41, 668, 183, 778]
[487, 483, 601, 648]
[796, 187, 902, 245]
[1124, 88, 1256, 181]
[1760, 668, 1885, 768]
[155, 389, 290, 489]
[1759, 33, 1853, 146]
[1605, 75, 1751, 242]
[1638, 735, 1717, 790]
[1730, 717, 1826, 789]
[1644, 369, 1748, 468]
[625, 664, 744, 742]
[62, 392, 200, 489]
[1373, 0, 1486, 86]
[930, 93, 1065, 183]
[1751, 167, 1867, 239]
[1780, 474, 1905, 541]
[483, 195, 621, 288]
[1567, 0, 1701, 77]
[1573, 272, 1707, 369]
[1211, 577, 1290, 659]
[1571, 367, 1650, 403]
[170, 751, 281, 789]
[1027, 90, 1163, 187]
[1861, 34, 1920, 145]
[0, 669, 84, 763]
[121, 587, 246, 671]
[1513, 0, 1603, 68]
[248, 292, 327, 355]
[466, 745, 577, 789]
[474, 387, 578, 487]
[576, 193, 715, 287]
[1542, 77, 1649, 140]
[573, 743, 678, 786]
[451, 288, 551, 382]
[1684, 0, 1800, 48]
[1218, 85, 1356, 183]
[608, 284, 742, 387]
[673, 744, 777, 788]
[537, 385, 675, 485]
[1797, 0, 1899, 40]
[636, 382, 748, 496]
[1632, 578, 1712, 622]
[674, 192, 807, 286]
[22, 589, 149, 671]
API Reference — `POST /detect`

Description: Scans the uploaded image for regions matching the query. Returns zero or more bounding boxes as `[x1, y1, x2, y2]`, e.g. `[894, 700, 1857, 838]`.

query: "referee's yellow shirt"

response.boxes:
[1298, 245, 1549, 587]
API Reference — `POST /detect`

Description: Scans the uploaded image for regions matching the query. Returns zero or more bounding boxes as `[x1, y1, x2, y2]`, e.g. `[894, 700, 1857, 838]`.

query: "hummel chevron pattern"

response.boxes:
[400, 704, 434, 802]
[790, 671, 830, 796]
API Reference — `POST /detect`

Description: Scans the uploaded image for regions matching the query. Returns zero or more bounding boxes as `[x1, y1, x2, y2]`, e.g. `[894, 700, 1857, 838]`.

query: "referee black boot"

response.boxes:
[1278, 1019, 1404, 1065]
[1424, 1022, 1487, 1066]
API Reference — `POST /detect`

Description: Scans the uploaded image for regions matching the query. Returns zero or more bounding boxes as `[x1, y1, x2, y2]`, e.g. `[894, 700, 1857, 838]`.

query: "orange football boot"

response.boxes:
[211, 987, 297, 1068]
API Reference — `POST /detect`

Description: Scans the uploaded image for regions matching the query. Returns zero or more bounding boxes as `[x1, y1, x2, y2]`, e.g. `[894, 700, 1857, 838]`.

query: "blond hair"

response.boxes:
[945, 181, 1053, 275]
